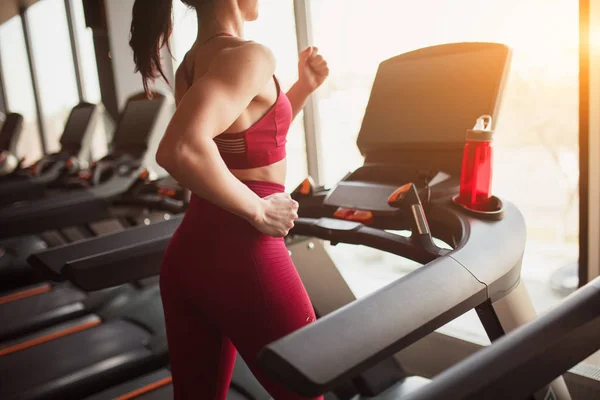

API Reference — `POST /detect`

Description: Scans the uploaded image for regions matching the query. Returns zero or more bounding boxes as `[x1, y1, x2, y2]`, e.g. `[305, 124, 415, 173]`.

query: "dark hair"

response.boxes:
[130, 0, 177, 97]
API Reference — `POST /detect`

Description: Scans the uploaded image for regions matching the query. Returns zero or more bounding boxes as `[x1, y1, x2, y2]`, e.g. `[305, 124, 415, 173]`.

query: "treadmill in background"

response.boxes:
[0, 91, 174, 293]
[0, 113, 24, 177]
[0, 102, 99, 206]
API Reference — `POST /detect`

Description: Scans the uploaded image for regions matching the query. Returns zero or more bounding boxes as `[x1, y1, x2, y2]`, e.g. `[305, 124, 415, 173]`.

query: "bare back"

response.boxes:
[175, 37, 287, 184]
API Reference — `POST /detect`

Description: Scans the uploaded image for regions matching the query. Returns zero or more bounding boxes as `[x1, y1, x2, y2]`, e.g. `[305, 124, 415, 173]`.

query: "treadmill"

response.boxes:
[254, 42, 572, 400]
[0, 113, 24, 177]
[0, 102, 99, 207]
[0, 176, 187, 343]
[0, 91, 172, 240]
[0, 92, 173, 292]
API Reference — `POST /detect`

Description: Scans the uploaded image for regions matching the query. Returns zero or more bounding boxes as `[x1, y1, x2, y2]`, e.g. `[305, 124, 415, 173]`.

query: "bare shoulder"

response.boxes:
[173, 59, 193, 105]
[204, 41, 276, 87]
[217, 41, 275, 66]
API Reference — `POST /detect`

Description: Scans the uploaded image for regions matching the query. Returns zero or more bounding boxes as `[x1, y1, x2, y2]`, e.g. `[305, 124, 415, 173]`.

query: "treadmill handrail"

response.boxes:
[27, 216, 183, 278]
[292, 217, 438, 264]
[402, 277, 600, 400]
[257, 200, 526, 397]
[1, 174, 137, 218]
[0, 161, 65, 206]
[0, 174, 141, 239]
[63, 236, 174, 290]
[257, 251, 487, 397]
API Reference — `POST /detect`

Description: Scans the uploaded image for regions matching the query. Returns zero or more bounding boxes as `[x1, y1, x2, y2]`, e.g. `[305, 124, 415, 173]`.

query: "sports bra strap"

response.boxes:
[183, 32, 236, 85]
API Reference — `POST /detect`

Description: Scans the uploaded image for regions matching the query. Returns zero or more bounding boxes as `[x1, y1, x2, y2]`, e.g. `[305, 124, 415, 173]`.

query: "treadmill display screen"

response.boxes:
[357, 45, 509, 149]
[60, 106, 96, 147]
[0, 114, 22, 151]
[113, 98, 164, 149]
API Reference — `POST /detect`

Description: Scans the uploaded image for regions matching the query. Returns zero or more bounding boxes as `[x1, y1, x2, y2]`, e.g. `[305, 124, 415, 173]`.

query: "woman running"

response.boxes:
[129, 0, 329, 399]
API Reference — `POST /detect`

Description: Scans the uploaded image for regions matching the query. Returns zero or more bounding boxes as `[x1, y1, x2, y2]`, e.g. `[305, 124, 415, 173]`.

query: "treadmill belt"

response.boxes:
[0, 319, 152, 400]
[84, 369, 173, 400]
[133, 384, 174, 400]
[84, 369, 261, 400]
[0, 284, 86, 342]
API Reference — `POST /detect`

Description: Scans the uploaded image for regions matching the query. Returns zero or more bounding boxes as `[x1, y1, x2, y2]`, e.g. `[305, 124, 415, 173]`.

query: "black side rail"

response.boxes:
[28, 216, 183, 288]
[403, 277, 600, 400]
[257, 253, 487, 397]
[112, 194, 187, 215]
[62, 236, 174, 290]
[0, 154, 72, 207]
[0, 174, 139, 239]
[0, 178, 47, 207]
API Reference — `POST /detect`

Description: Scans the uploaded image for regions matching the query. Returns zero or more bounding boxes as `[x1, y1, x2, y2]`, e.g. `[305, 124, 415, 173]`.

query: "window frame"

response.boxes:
[581, 0, 600, 284]
[293, 0, 324, 185]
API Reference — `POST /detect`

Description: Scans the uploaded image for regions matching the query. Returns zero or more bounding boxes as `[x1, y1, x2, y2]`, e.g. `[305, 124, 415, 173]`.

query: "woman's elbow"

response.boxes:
[156, 143, 177, 172]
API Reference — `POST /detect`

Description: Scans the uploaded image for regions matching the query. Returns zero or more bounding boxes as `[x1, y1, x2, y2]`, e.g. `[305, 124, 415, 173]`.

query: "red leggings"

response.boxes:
[159, 181, 323, 400]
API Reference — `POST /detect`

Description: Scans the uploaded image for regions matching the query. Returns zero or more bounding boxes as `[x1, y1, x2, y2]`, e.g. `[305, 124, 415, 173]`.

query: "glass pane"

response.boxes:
[27, 0, 80, 154]
[71, 0, 101, 104]
[171, 1, 308, 191]
[310, 0, 579, 343]
[171, 3, 198, 69]
[0, 16, 42, 166]
[70, 0, 108, 161]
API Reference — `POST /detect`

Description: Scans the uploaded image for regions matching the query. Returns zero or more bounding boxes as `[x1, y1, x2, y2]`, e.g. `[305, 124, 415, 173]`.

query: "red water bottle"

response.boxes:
[459, 115, 494, 211]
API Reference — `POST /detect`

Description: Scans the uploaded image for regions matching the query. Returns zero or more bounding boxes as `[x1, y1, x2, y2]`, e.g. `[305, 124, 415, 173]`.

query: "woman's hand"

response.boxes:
[251, 193, 299, 237]
[297, 46, 329, 93]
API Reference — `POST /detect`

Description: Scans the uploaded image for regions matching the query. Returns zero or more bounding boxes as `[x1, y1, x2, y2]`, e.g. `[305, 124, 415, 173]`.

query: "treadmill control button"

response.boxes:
[333, 208, 374, 224]
[388, 183, 413, 206]
[138, 169, 150, 180]
[158, 188, 177, 198]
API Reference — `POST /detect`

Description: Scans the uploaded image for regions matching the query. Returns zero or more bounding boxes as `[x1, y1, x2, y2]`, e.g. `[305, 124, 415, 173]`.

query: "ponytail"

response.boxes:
[129, 0, 174, 97]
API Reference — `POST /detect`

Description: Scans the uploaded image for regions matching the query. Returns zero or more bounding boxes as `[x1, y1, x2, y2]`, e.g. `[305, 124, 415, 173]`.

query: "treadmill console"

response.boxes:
[0, 113, 24, 154]
[112, 96, 167, 156]
[356, 42, 511, 175]
[324, 181, 399, 213]
[59, 103, 98, 152]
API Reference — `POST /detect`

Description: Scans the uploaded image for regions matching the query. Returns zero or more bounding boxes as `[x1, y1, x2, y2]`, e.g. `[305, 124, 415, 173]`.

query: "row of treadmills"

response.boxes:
[0, 42, 599, 400]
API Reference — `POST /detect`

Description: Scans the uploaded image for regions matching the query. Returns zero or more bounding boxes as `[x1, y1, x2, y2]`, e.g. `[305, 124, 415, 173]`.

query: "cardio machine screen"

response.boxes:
[113, 98, 164, 150]
[60, 106, 96, 147]
[357, 44, 510, 151]
[0, 114, 22, 152]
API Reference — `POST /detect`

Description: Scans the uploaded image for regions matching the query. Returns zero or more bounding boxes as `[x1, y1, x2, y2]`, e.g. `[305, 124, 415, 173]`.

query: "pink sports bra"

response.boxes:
[181, 34, 293, 170]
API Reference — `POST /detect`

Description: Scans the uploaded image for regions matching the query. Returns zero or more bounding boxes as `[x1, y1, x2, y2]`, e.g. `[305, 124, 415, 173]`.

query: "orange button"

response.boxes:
[334, 207, 354, 219]
[299, 178, 312, 195]
[388, 183, 413, 205]
[349, 210, 374, 224]
[158, 188, 177, 198]
[334, 208, 374, 224]
[138, 169, 149, 180]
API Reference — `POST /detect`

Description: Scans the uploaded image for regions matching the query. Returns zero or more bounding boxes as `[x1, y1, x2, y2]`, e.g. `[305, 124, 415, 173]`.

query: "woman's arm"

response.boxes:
[286, 82, 312, 120]
[156, 43, 295, 234]
[287, 46, 330, 120]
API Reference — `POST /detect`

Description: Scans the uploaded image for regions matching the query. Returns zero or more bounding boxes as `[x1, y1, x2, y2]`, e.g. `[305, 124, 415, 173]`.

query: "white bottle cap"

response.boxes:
[472, 115, 493, 132]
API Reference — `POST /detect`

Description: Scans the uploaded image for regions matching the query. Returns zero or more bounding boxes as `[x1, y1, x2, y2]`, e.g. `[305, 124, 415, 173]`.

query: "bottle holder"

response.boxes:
[451, 194, 504, 221]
